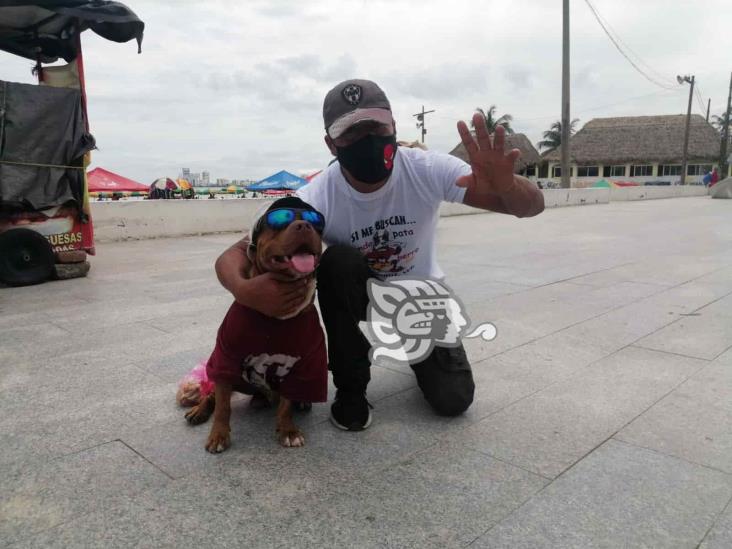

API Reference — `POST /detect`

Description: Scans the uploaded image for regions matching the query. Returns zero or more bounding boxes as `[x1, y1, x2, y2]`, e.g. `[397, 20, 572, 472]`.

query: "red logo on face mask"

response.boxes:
[383, 143, 395, 170]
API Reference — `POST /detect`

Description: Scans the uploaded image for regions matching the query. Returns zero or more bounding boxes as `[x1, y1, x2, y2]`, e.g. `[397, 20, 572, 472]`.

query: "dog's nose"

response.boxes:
[291, 220, 312, 232]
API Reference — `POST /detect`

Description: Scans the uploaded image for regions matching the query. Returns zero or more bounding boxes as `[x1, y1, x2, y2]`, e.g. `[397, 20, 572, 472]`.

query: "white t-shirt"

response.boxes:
[297, 146, 471, 280]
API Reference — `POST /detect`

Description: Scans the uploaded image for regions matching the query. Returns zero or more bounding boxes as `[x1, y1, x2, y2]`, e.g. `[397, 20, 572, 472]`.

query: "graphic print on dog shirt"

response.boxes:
[205, 303, 327, 403]
[242, 353, 299, 395]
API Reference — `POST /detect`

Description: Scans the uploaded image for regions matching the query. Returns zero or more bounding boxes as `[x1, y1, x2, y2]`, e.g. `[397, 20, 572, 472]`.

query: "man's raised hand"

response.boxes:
[456, 112, 521, 196]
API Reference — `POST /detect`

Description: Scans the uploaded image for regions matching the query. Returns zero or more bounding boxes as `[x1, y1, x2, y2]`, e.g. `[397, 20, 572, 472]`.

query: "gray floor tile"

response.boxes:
[616, 354, 732, 473]
[473, 439, 732, 549]
[1, 441, 170, 545]
[0, 362, 178, 467]
[3, 198, 732, 547]
[700, 500, 732, 549]
[448, 346, 705, 478]
[262, 442, 547, 549]
[557, 300, 685, 355]
[13, 472, 291, 549]
[697, 293, 732, 318]
[465, 330, 614, 419]
[635, 312, 732, 360]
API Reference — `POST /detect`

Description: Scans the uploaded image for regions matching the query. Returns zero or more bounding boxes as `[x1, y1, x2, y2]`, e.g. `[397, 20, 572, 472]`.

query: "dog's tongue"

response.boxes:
[291, 253, 316, 273]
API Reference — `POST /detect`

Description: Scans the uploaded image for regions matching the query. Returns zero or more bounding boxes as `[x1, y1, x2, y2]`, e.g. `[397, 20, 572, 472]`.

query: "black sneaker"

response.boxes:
[330, 390, 373, 431]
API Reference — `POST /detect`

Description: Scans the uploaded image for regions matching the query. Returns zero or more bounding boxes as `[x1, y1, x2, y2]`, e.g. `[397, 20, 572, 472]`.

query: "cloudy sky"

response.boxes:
[3, 0, 730, 182]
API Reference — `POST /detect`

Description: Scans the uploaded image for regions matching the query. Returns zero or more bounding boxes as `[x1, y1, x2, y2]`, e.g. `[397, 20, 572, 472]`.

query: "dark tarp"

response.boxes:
[0, 80, 95, 214]
[0, 1, 144, 63]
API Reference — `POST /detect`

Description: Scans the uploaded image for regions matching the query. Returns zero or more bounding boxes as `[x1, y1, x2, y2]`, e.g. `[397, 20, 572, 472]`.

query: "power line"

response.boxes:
[694, 85, 706, 115]
[584, 0, 677, 88]
[582, 0, 678, 91]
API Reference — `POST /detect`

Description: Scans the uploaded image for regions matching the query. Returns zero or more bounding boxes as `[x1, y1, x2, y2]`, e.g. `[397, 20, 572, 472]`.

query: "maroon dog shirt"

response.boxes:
[206, 303, 327, 403]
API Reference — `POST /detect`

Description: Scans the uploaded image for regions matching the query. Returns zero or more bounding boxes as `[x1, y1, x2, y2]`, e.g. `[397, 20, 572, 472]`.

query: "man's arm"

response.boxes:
[214, 235, 310, 317]
[463, 174, 544, 218]
[214, 236, 251, 300]
[455, 114, 545, 218]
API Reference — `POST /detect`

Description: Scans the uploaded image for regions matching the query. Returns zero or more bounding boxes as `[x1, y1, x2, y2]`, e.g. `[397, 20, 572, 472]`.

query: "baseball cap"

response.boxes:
[323, 79, 393, 139]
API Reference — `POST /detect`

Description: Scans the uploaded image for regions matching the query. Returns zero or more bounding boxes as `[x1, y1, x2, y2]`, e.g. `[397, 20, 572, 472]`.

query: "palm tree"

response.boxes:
[472, 105, 515, 134]
[537, 119, 580, 151]
[711, 109, 730, 136]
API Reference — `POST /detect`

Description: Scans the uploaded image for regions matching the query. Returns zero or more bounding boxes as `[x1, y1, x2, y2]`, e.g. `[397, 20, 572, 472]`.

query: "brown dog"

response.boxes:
[184, 198, 327, 452]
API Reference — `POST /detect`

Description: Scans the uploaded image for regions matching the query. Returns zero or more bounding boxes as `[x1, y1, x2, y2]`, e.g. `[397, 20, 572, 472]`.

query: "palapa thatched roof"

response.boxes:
[543, 115, 721, 165]
[449, 132, 542, 172]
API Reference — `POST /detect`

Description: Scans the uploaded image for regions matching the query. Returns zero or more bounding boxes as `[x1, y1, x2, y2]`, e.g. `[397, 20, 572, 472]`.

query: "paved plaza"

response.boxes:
[1, 196, 732, 548]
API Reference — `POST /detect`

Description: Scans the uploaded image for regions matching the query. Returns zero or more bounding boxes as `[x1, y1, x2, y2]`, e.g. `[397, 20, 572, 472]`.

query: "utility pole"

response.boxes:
[706, 98, 711, 123]
[413, 105, 435, 143]
[678, 74, 695, 186]
[561, 0, 571, 189]
[720, 72, 732, 178]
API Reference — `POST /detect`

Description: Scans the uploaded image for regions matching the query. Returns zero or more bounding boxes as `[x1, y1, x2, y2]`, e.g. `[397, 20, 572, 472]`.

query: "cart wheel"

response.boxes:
[0, 228, 55, 286]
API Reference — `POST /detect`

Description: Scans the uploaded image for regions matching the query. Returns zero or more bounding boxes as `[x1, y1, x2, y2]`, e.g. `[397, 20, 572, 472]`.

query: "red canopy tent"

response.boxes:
[88, 167, 148, 193]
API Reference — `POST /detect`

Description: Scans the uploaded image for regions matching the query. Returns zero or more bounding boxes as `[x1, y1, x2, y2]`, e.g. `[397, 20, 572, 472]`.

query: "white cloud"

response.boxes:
[1, 0, 729, 182]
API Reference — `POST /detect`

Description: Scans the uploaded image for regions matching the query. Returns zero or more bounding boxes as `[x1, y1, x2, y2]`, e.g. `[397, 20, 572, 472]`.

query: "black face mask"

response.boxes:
[335, 133, 397, 184]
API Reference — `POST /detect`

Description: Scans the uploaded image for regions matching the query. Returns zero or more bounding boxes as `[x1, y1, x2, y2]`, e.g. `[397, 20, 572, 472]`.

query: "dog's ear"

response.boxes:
[246, 243, 257, 263]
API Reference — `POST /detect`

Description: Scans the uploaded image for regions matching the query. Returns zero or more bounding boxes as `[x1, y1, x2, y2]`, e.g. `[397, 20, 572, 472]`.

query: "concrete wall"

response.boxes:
[609, 185, 708, 201]
[91, 198, 270, 242]
[91, 187, 709, 241]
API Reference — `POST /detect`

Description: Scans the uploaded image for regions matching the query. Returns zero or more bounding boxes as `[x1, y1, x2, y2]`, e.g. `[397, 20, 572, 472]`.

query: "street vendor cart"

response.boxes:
[0, 1, 144, 286]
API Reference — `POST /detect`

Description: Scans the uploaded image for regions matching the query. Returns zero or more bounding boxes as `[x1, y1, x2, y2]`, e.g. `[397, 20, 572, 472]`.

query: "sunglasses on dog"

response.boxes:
[263, 208, 325, 233]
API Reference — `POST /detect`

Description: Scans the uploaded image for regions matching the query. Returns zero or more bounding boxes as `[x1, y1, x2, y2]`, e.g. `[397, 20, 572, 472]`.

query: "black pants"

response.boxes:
[316, 245, 475, 416]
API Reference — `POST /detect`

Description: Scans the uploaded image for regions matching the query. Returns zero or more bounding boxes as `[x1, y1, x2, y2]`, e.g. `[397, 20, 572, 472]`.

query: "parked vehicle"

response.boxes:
[0, 1, 144, 286]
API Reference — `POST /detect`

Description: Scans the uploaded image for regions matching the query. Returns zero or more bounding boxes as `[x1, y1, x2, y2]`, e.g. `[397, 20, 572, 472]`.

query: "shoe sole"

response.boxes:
[329, 409, 372, 431]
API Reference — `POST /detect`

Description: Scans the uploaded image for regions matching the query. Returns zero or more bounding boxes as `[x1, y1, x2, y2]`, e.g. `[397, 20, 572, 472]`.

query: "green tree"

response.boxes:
[472, 105, 515, 134]
[537, 119, 580, 151]
[711, 109, 730, 136]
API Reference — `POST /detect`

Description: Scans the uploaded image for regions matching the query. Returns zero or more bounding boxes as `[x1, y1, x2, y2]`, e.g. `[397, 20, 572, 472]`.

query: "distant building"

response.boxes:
[542, 115, 722, 186]
[202, 171, 210, 185]
[449, 132, 542, 181]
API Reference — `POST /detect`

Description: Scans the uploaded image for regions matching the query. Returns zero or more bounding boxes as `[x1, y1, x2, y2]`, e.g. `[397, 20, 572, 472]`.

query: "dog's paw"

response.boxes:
[205, 426, 231, 454]
[185, 404, 211, 425]
[277, 428, 305, 448]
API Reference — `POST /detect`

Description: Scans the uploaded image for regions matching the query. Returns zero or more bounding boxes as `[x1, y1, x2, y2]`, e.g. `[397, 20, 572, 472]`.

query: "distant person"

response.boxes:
[711, 168, 720, 186]
[215, 78, 544, 431]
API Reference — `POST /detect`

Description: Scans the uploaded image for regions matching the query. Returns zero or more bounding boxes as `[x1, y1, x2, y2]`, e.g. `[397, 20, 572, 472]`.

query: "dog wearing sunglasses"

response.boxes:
[183, 197, 327, 452]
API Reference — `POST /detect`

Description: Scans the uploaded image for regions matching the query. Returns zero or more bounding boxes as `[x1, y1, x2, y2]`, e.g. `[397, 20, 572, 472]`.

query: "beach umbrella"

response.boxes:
[150, 177, 177, 191]
[178, 179, 192, 190]
[248, 170, 307, 191]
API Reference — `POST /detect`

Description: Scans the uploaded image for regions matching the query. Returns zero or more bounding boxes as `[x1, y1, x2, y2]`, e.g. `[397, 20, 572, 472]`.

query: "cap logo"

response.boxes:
[342, 84, 362, 106]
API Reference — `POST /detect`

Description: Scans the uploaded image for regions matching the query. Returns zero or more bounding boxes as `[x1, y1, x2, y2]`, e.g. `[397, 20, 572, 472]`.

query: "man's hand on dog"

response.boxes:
[236, 273, 311, 318]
